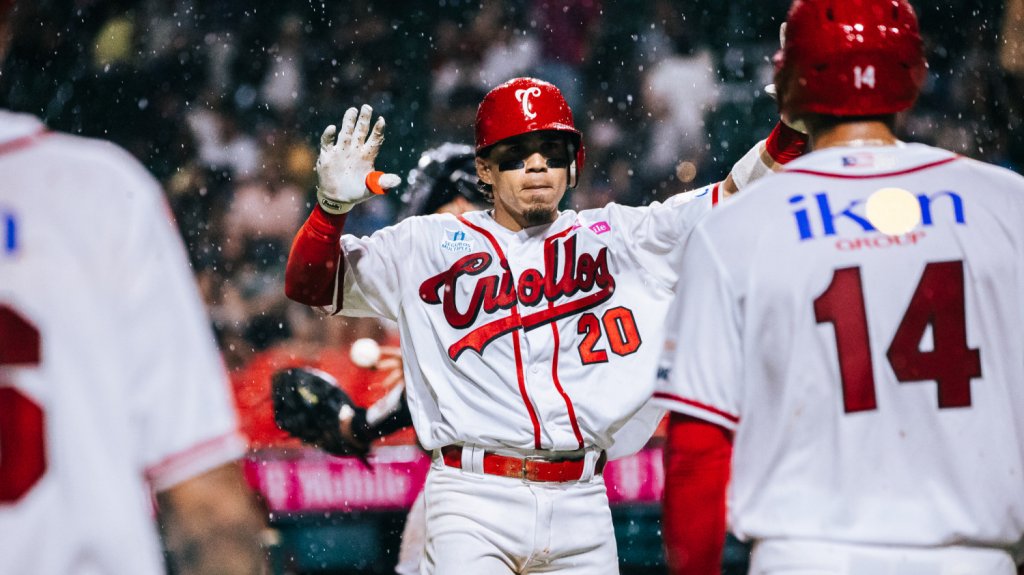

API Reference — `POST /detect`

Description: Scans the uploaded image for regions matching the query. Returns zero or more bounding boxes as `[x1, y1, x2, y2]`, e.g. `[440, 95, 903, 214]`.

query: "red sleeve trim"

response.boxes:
[653, 392, 739, 424]
[284, 206, 347, 306]
[145, 432, 244, 486]
[0, 128, 49, 156]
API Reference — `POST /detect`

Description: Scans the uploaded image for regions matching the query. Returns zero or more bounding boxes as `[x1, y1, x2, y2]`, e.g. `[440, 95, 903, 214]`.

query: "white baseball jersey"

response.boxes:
[328, 185, 720, 456]
[0, 110, 245, 575]
[655, 143, 1024, 552]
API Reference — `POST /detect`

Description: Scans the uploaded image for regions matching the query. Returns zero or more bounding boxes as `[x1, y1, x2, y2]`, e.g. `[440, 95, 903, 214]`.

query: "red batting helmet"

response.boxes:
[774, 0, 928, 120]
[475, 77, 585, 187]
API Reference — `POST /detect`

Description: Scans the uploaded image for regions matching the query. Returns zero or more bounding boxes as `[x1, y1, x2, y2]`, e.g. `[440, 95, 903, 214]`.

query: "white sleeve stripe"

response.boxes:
[145, 432, 247, 492]
[331, 249, 343, 314]
[652, 391, 740, 429]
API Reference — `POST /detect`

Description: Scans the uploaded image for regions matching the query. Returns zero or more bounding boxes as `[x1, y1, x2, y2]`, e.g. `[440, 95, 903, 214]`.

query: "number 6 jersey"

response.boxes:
[655, 143, 1024, 552]
[0, 110, 245, 575]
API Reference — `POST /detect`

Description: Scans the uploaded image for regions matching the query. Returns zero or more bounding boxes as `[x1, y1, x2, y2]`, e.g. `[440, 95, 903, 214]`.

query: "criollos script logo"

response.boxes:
[419, 235, 615, 359]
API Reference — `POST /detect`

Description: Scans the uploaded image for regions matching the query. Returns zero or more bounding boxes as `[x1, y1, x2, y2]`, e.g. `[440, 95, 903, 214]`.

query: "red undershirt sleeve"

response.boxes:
[662, 412, 734, 575]
[284, 205, 347, 307]
[763, 120, 808, 165]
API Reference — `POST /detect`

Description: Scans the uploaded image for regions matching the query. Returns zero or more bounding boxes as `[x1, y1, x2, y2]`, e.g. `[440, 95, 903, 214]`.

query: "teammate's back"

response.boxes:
[655, 0, 1024, 572]
[687, 141, 1024, 547]
[0, 107, 264, 573]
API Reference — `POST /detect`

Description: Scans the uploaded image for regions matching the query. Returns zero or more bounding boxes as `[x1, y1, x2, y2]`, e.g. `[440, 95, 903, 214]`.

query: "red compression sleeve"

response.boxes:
[284, 205, 347, 307]
[764, 121, 808, 165]
[662, 412, 733, 575]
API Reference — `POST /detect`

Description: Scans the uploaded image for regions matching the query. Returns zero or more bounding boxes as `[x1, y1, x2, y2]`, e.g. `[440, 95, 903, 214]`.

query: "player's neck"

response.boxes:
[810, 121, 898, 151]
[491, 206, 559, 232]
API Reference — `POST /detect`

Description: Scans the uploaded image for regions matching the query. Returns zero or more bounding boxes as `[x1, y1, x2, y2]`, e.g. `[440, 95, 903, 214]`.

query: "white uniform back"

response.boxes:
[655, 143, 1024, 553]
[328, 187, 718, 456]
[0, 110, 245, 575]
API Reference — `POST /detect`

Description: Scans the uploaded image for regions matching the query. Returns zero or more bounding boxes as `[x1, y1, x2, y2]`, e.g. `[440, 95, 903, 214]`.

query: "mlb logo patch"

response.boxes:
[440, 228, 474, 253]
[841, 152, 874, 168]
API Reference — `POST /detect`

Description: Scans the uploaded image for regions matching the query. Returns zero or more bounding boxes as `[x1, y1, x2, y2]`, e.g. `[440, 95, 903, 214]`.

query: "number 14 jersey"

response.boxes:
[655, 143, 1024, 551]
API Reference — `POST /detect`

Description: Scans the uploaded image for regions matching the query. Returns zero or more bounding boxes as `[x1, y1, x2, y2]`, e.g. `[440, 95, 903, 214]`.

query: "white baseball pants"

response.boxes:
[396, 490, 426, 575]
[420, 456, 619, 574]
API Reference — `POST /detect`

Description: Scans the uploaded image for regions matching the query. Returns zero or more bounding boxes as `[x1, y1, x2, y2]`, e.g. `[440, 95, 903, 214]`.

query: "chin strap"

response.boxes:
[567, 141, 579, 188]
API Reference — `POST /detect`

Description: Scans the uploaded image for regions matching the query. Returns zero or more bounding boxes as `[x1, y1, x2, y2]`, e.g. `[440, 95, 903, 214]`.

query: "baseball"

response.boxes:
[350, 337, 381, 368]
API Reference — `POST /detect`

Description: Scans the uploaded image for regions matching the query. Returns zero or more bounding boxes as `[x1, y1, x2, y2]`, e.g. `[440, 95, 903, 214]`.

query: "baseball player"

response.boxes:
[655, 1, 1024, 574]
[274, 143, 491, 575]
[284, 77, 805, 573]
[0, 3, 267, 574]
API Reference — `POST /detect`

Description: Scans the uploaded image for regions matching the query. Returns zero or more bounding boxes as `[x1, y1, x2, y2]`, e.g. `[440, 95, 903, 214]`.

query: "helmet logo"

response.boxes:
[514, 87, 543, 119]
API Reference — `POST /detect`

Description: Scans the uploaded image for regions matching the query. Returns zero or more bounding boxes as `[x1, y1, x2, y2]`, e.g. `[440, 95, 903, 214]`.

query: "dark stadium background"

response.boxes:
[3, 1, 1019, 573]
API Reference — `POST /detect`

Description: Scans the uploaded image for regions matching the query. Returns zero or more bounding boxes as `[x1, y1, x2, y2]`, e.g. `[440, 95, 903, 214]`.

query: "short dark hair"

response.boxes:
[804, 114, 898, 135]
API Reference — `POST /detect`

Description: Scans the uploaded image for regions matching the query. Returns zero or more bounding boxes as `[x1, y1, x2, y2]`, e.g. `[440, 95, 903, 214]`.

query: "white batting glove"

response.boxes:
[316, 104, 401, 214]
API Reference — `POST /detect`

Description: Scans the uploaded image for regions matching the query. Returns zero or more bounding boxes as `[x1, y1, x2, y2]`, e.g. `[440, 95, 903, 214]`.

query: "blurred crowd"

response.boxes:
[3, 0, 1022, 449]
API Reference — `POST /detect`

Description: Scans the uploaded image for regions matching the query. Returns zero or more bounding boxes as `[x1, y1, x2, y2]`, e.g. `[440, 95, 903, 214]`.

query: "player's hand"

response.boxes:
[369, 345, 404, 391]
[316, 104, 401, 214]
[376, 345, 403, 371]
[765, 23, 808, 134]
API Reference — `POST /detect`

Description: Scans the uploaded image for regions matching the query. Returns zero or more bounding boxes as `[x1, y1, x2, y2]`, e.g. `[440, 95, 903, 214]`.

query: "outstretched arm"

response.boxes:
[720, 120, 808, 197]
[284, 206, 346, 306]
[719, 24, 809, 197]
[284, 104, 399, 308]
[157, 462, 269, 575]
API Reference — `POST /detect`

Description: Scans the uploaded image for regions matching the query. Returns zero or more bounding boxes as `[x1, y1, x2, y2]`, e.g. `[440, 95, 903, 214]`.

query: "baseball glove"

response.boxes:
[271, 367, 369, 458]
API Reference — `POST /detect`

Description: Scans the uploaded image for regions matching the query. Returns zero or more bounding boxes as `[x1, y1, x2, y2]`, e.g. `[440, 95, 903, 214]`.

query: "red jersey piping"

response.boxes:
[0, 128, 49, 157]
[144, 432, 242, 484]
[653, 391, 740, 424]
[456, 215, 542, 449]
[544, 225, 585, 449]
[784, 155, 960, 179]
